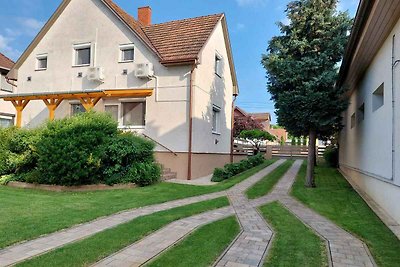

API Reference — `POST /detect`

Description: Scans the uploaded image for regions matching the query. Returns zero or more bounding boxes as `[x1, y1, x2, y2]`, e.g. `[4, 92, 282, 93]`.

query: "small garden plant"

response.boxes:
[211, 154, 265, 182]
[0, 112, 160, 187]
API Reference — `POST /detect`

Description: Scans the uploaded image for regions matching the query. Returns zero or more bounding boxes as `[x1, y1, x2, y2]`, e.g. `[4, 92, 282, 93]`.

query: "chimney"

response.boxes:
[138, 6, 152, 26]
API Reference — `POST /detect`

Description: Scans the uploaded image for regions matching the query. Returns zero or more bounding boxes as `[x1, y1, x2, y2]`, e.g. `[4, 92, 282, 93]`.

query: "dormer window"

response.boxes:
[73, 43, 91, 66]
[36, 54, 48, 70]
[120, 44, 135, 62]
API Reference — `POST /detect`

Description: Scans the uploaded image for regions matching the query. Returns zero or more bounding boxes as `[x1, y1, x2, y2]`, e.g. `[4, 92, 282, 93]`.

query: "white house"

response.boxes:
[2, 0, 239, 180]
[0, 53, 15, 127]
[338, 0, 400, 224]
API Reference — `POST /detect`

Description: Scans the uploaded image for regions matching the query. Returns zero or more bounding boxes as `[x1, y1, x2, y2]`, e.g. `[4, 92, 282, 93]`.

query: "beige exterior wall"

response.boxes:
[339, 17, 400, 224]
[13, 0, 236, 179]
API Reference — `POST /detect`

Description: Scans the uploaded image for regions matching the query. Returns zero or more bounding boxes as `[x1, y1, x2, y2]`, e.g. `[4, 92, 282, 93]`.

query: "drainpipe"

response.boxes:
[230, 95, 237, 163]
[391, 35, 399, 181]
[187, 63, 197, 180]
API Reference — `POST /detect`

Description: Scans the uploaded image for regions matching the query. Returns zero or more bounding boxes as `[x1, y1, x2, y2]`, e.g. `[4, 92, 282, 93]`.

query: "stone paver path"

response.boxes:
[0, 192, 225, 267]
[94, 207, 235, 267]
[0, 159, 378, 267]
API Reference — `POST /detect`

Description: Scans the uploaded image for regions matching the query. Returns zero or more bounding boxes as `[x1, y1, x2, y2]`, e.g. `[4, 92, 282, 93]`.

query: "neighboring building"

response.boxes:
[2, 0, 239, 180]
[338, 0, 400, 224]
[249, 112, 271, 131]
[233, 107, 288, 143]
[0, 53, 15, 127]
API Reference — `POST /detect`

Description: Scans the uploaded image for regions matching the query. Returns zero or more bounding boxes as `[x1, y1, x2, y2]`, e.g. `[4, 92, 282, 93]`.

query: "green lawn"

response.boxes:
[260, 202, 327, 267]
[146, 216, 240, 267]
[292, 162, 400, 267]
[246, 160, 293, 199]
[17, 197, 230, 267]
[0, 159, 276, 249]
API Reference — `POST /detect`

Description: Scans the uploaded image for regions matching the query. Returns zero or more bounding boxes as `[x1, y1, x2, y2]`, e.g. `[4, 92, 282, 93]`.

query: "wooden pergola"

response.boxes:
[0, 89, 153, 127]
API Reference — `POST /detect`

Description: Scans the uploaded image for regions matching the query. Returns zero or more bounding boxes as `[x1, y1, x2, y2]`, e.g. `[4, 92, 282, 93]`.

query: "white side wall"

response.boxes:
[16, 0, 191, 153]
[0, 72, 15, 124]
[339, 18, 400, 224]
[193, 20, 234, 154]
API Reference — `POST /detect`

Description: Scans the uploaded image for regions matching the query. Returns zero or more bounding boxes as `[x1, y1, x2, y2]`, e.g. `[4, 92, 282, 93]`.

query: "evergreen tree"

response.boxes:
[262, 0, 352, 187]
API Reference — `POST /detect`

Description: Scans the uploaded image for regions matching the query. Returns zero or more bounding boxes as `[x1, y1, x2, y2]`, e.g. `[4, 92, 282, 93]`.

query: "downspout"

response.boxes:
[187, 63, 197, 180]
[5, 77, 17, 88]
[391, 35, 399, 181]
[230, 95, 237, 163]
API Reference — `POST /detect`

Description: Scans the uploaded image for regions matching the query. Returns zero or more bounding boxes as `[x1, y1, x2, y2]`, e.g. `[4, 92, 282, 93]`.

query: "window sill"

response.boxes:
[72, 64, 91, 68]
[212, 131, 221, 136]
[35, 68, 47, 71]
[0, 88, 13, 93]
[118, 60, 134, 64]
[118, 126, 145, 130]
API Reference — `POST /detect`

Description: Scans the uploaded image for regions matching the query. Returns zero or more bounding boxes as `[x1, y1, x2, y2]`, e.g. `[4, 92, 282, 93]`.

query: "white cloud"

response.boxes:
[236, 0, 267, 7]
[0, 34, 21, 60]
[280, 17, 291, 25]
[337, 0, 359, 15]
[17, 17, 44, 37]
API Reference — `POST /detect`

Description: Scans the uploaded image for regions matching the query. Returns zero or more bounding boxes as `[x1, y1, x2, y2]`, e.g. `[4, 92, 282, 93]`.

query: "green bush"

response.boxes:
[102, 133, 156, 185]
[126, 162, 161, 187]
[211, 154, 265, 182]
[324, 145, 339, 167]
[36, 112, 118, 186]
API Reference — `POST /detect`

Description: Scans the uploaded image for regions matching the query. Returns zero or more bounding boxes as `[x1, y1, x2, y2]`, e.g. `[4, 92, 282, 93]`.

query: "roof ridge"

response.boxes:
[144, 13, 224, 28]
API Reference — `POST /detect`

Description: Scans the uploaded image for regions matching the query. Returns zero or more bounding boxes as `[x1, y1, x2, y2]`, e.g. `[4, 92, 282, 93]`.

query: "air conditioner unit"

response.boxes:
[135, 63, 154, 79]
[87, 67, 105, 82]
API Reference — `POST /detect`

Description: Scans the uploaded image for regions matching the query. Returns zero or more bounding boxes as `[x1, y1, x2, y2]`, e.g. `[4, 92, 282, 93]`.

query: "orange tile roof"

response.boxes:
[143, 14, 223, 64]
[250, 113, 271, 121]
[0, 53, 14, 70]
[104, 0, 222, 64]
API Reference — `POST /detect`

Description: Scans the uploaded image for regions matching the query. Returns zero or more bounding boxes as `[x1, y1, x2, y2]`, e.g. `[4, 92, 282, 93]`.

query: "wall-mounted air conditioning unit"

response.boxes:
[87, 67, 105, 82]
[135, 63, 154, 79]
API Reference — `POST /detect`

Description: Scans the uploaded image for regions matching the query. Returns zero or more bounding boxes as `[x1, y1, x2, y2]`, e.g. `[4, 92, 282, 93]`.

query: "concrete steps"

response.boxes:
[161, 167, 177, 181]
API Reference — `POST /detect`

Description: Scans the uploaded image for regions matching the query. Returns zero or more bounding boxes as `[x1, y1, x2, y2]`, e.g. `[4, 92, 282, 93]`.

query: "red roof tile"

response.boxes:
[0, 53, 14, 70]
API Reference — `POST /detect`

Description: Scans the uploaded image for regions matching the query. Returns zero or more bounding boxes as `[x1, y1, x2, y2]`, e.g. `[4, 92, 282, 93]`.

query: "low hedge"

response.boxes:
[0, 112, 161, 187]
[211, 154, 264, 182]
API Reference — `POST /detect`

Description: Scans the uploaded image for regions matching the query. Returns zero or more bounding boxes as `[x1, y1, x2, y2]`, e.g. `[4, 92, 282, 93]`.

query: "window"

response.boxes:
[122, 102, 146, 127]
[74, 43, 91, 66]
[71, 103, 86, 116]
[212, 105, 221, 133]
[372, 83, 384, 111]
[36, 54, 48, 70]
[357, 103, 365, 123]
[120, 44, 135, 62]
[351, 113, 356, 129]
[215, 53, 223, 77]
[0, 115, 14, 128]
[105, 105, 119, 121]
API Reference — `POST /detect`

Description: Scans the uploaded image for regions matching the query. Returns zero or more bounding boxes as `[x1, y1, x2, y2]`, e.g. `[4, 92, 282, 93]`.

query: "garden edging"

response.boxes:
[7, 181, 136, 192]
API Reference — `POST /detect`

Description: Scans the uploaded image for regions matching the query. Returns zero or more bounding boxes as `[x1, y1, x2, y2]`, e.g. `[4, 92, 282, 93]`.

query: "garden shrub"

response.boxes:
[211, 154, 265, 182]
[324, 145, 339, 167]
[35, 112, 119, 186]
[126, 162, 161, 187]
[102, 133, 157, 185]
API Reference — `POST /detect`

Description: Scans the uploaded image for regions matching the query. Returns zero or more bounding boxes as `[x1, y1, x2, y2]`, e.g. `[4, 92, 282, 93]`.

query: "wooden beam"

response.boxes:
[10, 99, 30, 127]
[43, 98, 63, 120]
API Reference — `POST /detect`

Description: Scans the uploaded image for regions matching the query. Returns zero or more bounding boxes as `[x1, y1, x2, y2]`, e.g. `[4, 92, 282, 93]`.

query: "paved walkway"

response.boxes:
[0, 159, 378, 267]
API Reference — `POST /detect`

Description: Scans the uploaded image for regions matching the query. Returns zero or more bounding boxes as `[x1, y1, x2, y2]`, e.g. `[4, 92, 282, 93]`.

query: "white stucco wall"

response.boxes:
[0, 72, 15, 124]
[339, 18, 400, 223]
[192, 20, 234, 154]
[14, 0, 235, 157]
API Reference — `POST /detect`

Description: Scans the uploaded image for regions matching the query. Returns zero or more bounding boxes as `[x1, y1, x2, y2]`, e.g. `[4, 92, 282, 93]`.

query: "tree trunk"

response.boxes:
[306, 129, 317, 188]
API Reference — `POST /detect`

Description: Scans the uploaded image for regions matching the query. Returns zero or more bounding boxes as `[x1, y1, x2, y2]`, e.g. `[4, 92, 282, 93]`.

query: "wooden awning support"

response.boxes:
[1, 89, 153, 127]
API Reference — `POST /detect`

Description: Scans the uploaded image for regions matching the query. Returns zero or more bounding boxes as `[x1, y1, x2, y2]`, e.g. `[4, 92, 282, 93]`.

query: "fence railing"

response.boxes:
[272, 145, 326, 158]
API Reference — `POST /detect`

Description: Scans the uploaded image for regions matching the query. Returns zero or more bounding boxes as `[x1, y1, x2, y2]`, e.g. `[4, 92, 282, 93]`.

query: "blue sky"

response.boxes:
[0, 0, 359, 123]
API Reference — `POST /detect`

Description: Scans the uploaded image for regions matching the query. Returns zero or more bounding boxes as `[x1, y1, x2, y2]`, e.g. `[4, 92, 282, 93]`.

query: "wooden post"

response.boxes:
[43, 98, 63, 121]
[79, 97, 101, 111]
[10, 99, 30, 128]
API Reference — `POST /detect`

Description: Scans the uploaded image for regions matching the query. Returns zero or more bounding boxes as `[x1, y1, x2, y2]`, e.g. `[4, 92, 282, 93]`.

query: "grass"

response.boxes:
[246, 160, 294, 199]
[17, 197, 230, 267]
[260, 202, 328, 267]
[146, 216, 240, 267]
[292, 162, 400, 267]
[0, 159, 276, 249]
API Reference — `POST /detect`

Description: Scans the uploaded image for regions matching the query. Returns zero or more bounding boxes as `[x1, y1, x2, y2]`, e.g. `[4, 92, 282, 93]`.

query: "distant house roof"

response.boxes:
[249, 112, 271, 122]
[234, 106, 248, 117]
[0, 53, 14, 71]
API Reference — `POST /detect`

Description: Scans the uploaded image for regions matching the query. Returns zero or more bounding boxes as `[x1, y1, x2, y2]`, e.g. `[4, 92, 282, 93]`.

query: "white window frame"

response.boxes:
[0, 113, 15, 127]
[104, 99, 146, 130]
[212, 105, 221, 135]
[69, 101, 86, 116]
[73, 43, 92, 67]
[36, 54, 48, 71]
[215, 52, 223, 77]
[119, 43, 135, 63]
